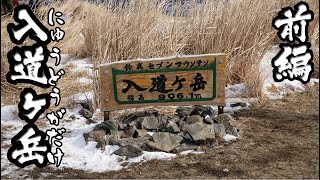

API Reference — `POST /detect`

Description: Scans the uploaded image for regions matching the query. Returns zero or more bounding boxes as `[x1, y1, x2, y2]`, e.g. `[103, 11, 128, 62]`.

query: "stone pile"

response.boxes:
[82, 105, 240, 158]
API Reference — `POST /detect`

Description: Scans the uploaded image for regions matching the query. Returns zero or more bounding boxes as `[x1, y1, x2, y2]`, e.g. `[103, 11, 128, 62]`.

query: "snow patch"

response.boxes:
[179, 150, 205, 155]
[223, 134, 238, 142]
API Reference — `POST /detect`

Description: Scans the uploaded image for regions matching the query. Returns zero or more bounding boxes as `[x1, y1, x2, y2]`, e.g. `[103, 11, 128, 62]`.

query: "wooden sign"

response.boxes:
[99, 53, 226, 112]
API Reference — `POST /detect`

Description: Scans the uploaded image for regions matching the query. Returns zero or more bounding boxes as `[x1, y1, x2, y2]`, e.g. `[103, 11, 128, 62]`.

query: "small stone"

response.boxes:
[103, 120, 119, 131]
[79, 109, 93, 119]
[215, 113, 237, 129]
[172, 143, 199, 153]
[113, 145, 143, 158]
[121, 111, 145, 124]
[140, 116, 160, 130]
[166, 120, 180, 133]
[83, 130, 106, 143]
[202, 106, 215, 118]
[133, 129, 149, 138]
[213, 123, 226, 137]
[118, 123, 128, 130]
[186, 115, 203, 124]
[69, 114, 76, 120]
[176, 106, 193, 118]
[123, 124, 137, 138]
[190, 105, 206, 116]
[195, 146, 202, 151]
[184, 123, 215, 144]
[157, 115, 169, 125]
[111, 131, 124, 139]
[80, 100, 93, 112]
[203, 115, 214, 124]
[144, 109, 159, 117]
[226, 127, 240, 137]
[96, 138, 107, 150]
[147, 132, 183, 152]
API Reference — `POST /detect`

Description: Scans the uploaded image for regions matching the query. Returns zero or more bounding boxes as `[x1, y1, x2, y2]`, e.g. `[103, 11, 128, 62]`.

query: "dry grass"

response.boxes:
[1, 0, 319, 109]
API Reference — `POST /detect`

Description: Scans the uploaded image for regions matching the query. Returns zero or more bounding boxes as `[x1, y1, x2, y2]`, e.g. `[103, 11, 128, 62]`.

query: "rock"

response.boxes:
[166, 120, 180, 133]
[202, 106, 215, 118]
[157, 115, 169, 125]
[195, 146, 202, 151]
[147, 132, 183, 152]
[176, 106, 193, 118]
[110, 137, 148, 148]
[103, 120, 119, 132]
[69, 114, 76, 120]
[93, 120, 119, 134]
[111, 130, 124, 139]
[186, 115, 203, 124]
[122, 124, 137, 138]
[79, 108, 93, 119]
[157, 120, 180, 133]
[83, 130, 106, 143]
[172, 116, 180, 124]
[226, 127, 240, 137]
[177, 119, 185, 128]
[144, 109, 159, 117]
[133, 129, 149, 138]
[140, 116, 160, 130]
[121, 112, 145, 125]
[203, 115, 214, 124]
[184, 123, 215, 144]
[121, 110, 158, 124]
[179, 132, 193, 142]
[86, 118, 95, 124]
[214, 113, 237, 129]
[190, 105, 205, 116]
[172, 143, 199, 153]
[118, 123, 128, 130]
[213, 123, 226, 137]
[96, 138, 107, 150]
[80, 100, 93, 112]
[113, 145, 143, 158]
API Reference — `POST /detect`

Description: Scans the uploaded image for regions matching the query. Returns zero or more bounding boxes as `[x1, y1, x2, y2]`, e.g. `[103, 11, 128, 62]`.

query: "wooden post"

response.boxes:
[218, 106, 224, 114]
[104, 111, 110, 121]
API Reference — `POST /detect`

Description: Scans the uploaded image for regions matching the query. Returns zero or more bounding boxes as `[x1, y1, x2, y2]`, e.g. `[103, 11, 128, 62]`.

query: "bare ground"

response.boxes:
[2, 86, 319, 179]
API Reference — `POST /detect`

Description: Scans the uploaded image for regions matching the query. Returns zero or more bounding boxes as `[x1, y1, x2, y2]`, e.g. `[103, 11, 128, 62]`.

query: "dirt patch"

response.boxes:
[2, 86, 319, 179]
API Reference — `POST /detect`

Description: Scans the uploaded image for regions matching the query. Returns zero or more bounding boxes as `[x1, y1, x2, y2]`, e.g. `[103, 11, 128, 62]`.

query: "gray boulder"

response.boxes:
[166, 120, 180, 133]
[184, 123, 215, 144]
[215, 113, 237, 129]
[176, 106, 193, 118]
[186, 115, 203, 124]
[203, 115, 214, 124]
[190, 105, 206, 116]
[93, 120, 119, 134]
[147, 132, 183, 152]
[226, 127, 240, 137]
[213, 123, 226, 137]
[83, 130, 106, 143]
[140, 116, 160, 130]
[113, 145, 143, 158]
[133, 129, 149, 138]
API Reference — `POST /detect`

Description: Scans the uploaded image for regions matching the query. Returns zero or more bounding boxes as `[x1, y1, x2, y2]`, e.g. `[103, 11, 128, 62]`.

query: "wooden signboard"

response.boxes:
[99, 53, 226, 118]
